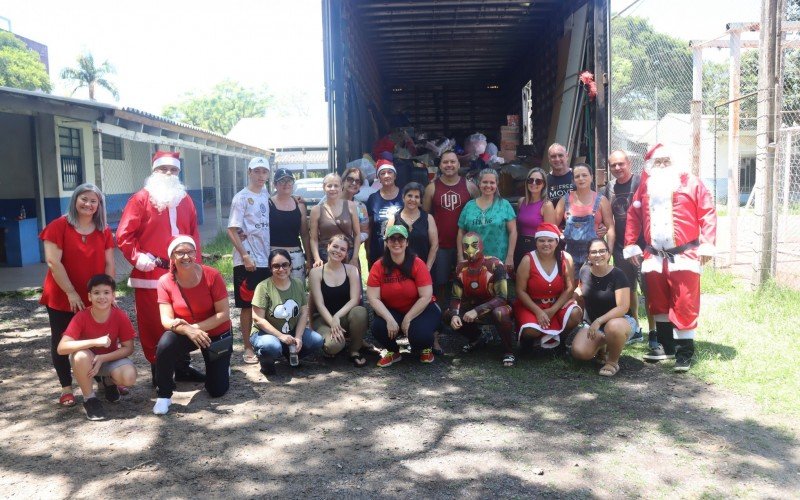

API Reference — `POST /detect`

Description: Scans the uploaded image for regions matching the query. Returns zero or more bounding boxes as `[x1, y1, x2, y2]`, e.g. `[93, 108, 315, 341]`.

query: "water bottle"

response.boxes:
[19, 205, 26, 220]
[289, 344, 299, 367]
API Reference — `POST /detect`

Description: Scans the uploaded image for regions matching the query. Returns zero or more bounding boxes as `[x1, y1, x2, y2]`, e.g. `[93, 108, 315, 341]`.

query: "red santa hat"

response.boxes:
[535, 222, 562, 240]
[167, 234, 196, 258]
[152, 151, 181, 171]
[376, 159, 396, 175]
[644, 143, 671, 161]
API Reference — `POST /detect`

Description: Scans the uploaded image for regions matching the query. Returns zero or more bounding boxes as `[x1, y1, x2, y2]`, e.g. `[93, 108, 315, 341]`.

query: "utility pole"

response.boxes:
[753, 0, 781, 286]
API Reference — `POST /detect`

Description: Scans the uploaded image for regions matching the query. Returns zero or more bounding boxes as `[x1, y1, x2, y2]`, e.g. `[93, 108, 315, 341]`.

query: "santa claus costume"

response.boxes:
[623, 144, 717, 371]
[116, 151, 203, 371]
[445, 232, 515, 366]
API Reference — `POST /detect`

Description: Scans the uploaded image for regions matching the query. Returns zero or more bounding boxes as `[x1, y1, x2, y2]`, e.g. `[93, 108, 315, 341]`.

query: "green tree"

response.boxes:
[163, 80, 273, 135]
[0, 31, 52, 92]
[60, 52, 119, 101]
[610, 16, 692, 120]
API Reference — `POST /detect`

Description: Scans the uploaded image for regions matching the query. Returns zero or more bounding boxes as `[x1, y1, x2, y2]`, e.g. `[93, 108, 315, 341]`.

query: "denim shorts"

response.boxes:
[69, 354, 134, 376]
[599, 315, 638, 339]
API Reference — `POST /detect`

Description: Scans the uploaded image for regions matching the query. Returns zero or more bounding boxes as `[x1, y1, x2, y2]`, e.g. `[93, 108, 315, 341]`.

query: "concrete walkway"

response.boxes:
[0, 206, 226, 292]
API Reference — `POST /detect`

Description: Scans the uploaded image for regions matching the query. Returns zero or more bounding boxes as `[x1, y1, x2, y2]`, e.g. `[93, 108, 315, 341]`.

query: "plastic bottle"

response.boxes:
[289, 344, 299, 367]
[19, 205, 26, 220]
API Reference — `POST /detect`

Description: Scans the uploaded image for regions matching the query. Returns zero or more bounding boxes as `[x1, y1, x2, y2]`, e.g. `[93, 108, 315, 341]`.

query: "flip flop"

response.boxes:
[59, 393, 76, 407]
[242, 352, 259, 364]
[502, 353, 516, 367]
[349, 353, 367, 367]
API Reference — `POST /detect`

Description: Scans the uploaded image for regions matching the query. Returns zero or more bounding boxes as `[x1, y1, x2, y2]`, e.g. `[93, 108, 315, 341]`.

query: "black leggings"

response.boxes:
[155, 330, 232, 399]
[47, 307, 75, 388]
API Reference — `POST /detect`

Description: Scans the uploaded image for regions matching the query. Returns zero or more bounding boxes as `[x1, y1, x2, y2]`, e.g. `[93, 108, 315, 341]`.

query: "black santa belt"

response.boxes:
[645, 239, 699, 263]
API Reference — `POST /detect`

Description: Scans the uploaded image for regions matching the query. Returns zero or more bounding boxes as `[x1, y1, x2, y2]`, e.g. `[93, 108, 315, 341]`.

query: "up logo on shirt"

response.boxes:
[439, 190, 462, 211]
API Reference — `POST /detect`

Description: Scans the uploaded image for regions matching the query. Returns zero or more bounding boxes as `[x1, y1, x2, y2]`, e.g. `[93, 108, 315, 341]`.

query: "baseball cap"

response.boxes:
[248, 157, 270, 170]
[384, 225, 408, 239]
[273, 168, 294, 183]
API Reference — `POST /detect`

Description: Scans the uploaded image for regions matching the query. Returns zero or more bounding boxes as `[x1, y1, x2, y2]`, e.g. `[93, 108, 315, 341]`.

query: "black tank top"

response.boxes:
[397, 209, 430, 261]
[321, 264, 351, 314]
[269, 198, 302, 247]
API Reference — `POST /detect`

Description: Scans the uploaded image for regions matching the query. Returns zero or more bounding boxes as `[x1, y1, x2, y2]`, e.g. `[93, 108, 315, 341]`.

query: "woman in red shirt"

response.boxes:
[39, 183, 115, 408]
[154, 235, 232, 415]
[366, 225, 442, 367]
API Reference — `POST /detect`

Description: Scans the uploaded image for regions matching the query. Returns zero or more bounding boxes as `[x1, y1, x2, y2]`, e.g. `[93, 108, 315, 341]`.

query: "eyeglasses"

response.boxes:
[652, 158, 672, 167]
[387, 235, 406, 243]
[276, 178, 294, 185]
[270, 262, 291, 270]
[173, 250, 196, 259]
[526, 178, 544, 186]
[345, 176, 362, 185]
[588, 249, 609, 256]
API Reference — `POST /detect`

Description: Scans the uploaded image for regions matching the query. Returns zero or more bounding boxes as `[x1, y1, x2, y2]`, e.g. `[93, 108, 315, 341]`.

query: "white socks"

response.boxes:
[152, 397, 172, 415]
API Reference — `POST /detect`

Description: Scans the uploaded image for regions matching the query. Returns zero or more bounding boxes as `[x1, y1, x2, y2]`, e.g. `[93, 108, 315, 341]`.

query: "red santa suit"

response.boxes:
[623, 156, 716, 336]
[117, 180, 201, 363]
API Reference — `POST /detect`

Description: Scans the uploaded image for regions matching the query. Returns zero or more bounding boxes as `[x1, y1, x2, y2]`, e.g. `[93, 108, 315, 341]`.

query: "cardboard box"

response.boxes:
[507, 115, 520, 127]
[500, 139, 519, 151]
[499, 149, 516, 162]
[500, 125, 519, 133]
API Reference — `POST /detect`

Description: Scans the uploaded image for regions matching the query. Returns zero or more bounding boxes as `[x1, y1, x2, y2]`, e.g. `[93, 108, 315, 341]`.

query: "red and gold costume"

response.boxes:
[445, 232, 513, 353]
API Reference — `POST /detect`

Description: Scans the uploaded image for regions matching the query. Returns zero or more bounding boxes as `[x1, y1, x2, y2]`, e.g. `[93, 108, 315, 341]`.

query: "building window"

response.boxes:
[739, 157, 756, 194]
[59, 126, 83, 190]
[102, 135, 124, 160]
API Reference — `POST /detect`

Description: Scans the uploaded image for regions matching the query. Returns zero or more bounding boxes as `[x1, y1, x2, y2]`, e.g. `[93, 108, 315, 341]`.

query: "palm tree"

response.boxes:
[60, 52, 119, 101]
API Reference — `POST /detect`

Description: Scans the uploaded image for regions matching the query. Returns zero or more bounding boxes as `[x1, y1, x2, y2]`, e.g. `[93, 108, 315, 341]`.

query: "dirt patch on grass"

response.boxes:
[1, 294, 798, 498]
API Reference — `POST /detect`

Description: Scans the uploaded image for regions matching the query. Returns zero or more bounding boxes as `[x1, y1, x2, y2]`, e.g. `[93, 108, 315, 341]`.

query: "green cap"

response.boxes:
[384, 225, 408, 239]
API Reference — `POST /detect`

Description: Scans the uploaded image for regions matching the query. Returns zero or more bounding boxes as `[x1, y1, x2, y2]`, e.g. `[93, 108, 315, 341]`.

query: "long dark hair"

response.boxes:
[381, 243, 417, 280]
[269, 248, 292, 267]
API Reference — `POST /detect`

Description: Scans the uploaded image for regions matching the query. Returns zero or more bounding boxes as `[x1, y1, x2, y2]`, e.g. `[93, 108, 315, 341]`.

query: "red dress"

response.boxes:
[513, 251, 579, 347]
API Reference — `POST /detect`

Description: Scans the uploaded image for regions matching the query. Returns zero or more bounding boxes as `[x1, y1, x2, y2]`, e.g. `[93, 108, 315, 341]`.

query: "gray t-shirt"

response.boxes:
[228, 187, 270, 267]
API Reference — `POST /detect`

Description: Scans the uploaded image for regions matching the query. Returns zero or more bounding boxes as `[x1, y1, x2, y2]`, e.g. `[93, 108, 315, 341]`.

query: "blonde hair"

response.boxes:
[322, 173, 342, 186]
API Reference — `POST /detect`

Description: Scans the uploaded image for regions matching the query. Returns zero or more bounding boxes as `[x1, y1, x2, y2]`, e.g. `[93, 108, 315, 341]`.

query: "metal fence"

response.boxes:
[610, 0, 799, 288]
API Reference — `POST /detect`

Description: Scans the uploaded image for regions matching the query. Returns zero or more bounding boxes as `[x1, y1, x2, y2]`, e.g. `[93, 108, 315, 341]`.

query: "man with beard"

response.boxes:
[117, 150, 204, 383]
[623, 144, 717, 372]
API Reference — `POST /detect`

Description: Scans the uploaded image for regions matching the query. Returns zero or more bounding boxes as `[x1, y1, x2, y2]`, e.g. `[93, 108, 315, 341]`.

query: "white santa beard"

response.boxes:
[145, 174, 187, 212]
[647, 167, 679, 250]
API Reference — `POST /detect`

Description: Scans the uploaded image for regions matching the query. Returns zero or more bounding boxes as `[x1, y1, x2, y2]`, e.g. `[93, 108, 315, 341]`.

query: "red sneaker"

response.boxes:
[420, 348, 435, 363]
[377, 351, 402, 367]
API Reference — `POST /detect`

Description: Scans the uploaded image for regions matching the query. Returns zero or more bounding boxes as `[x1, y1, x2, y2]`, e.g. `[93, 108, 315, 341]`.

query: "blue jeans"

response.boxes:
[249, 327, 323, 361]
[371, 302, 442, 352]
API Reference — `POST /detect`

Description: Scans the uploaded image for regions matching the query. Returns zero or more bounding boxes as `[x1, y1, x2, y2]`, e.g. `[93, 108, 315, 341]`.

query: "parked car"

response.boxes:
[292, 177, 325, 215]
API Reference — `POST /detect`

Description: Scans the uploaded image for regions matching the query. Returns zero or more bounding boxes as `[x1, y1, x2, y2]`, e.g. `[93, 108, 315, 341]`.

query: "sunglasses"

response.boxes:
[345, 176, 362, 185]
[387, 235, 406, 243]
[526, 178, 544, 186]
[270, 262, 291, 270]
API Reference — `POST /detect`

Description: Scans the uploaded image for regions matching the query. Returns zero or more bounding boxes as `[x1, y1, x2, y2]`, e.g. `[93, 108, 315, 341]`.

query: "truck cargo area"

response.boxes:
[323, 0, 610, 176]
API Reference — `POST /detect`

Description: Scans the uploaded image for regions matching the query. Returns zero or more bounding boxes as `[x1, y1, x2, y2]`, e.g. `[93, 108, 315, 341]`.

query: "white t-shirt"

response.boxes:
[228, 187, 271, 267]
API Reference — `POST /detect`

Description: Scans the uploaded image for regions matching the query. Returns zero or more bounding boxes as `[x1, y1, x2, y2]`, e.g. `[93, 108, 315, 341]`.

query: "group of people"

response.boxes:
[40, 141, 716, 421]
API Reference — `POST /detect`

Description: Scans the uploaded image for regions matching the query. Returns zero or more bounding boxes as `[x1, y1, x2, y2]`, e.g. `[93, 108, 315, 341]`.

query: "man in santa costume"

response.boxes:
[117, 151, 204, 382]
[623, 143, 717, 372]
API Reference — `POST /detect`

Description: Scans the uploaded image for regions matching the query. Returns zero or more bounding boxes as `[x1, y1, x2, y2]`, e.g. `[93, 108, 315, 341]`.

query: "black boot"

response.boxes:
[174, 364, 206, 382]
[643, 322, 676, 362]
[674, 338, 695, 372]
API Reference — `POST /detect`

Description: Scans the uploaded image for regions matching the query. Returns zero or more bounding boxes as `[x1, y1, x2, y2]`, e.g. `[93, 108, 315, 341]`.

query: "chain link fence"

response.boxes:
[610, 0, 800, 288]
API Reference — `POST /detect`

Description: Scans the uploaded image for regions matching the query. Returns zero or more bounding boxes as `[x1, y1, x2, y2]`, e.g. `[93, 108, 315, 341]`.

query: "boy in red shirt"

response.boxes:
[58, 274, 138, 421]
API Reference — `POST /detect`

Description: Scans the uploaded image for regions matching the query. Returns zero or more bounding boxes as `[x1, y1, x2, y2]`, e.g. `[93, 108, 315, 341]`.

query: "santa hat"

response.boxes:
[167, 235, 196, 258]
[152, 151, 181, 171]
[644, 143, 671, 161]
[535, 222, 562, 240]
[376, 159, 396, 175]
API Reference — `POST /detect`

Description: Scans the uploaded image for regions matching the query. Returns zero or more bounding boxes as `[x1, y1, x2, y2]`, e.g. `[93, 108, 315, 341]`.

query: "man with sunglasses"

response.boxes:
[228, 157, 272, 364]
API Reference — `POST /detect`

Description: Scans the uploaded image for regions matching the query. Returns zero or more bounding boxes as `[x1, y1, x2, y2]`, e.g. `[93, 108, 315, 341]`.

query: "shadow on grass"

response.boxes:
[0, 320, 797, 498]
[696, 340, 738, 362]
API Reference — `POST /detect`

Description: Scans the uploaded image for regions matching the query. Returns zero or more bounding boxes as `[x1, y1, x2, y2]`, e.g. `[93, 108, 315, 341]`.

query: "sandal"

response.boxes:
[349, 353, 367, 368]
[594, 347, 608, 366]
[599, 361, 620, 377]
[242, 352, 259, 365]
[59, 393, 76, 407]
[502, 353, 516, 367]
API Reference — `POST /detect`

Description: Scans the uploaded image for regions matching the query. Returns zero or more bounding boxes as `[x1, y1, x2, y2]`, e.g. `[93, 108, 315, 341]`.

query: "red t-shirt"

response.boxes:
[367, 257, 433, 314]
[39, 216, 114, 311]
[432, 177, 472, 249]
[157, 266, 232, 336]
[63, 307, 136, 355]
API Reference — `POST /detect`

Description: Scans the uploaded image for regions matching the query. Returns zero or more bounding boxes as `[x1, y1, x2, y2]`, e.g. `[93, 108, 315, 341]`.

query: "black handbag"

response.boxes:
[207, 332, 233, 362]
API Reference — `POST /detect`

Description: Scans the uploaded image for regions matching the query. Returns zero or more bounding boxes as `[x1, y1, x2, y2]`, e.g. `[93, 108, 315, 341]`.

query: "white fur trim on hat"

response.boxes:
[376, 164, 396, 175]
[535, 229, 559, 239]
[167, 235, 197, 258]
[153, 157, 182, 170]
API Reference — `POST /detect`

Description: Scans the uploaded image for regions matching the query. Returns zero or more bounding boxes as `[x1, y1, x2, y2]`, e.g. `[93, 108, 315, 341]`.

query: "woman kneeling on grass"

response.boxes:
[309, 235, 369, 367]
[250, 249, 324, 376]
[367, 225, 442, 367]
[57, 274, 137, 421]
[155, 236, 233, 415]
[514, 223, 583, 352]
[569, 238, 635, 377]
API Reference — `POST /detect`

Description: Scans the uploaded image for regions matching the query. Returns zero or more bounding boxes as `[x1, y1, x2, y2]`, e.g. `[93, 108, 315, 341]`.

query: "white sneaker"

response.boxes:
[152, 397, 172, 415]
